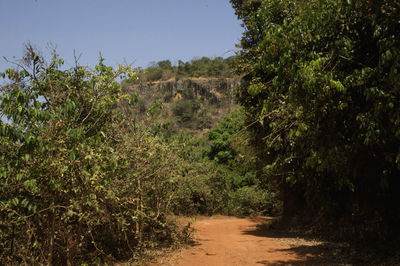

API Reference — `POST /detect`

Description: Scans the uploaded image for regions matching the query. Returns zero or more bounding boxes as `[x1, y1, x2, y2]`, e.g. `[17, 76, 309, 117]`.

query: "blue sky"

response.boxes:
[0, 0, 243, 70]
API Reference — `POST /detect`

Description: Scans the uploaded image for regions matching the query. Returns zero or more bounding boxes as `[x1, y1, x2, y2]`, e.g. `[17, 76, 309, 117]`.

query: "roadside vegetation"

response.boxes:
[0, 47, 188, 264]
[1, 0, 399, 264]
[0, 47, 275, 264]
[230, 0, 400, 239]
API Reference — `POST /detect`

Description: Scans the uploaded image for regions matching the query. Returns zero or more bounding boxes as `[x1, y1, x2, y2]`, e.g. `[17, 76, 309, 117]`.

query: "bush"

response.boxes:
[228, 186, 278, 216]
[169, 116, 278, 217]
[172, 99, 200, 126]
[0, 47, 182, 264]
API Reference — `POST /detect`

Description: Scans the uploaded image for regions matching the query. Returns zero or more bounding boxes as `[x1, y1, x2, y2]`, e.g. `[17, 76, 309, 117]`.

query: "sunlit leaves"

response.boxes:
[0, 46, 183, 263]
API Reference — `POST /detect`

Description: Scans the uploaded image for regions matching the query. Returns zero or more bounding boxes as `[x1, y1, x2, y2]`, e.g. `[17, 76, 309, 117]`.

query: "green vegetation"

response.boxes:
[171, 88, 213, 130]
[2, 0, 399, 263]
[0, 47, 275, 264]
[125, 56, 236, 83]
[169, 109, 278, 217]
[231, 0, 400, 238]
[0, 47, 186, 264]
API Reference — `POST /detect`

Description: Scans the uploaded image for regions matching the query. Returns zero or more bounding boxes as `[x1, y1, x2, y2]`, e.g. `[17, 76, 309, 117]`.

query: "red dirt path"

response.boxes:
[156, 216, 314, 266]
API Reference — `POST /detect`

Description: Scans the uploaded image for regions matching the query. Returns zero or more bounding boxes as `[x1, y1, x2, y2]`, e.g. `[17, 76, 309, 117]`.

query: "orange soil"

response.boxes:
[156, 216, 313, 266]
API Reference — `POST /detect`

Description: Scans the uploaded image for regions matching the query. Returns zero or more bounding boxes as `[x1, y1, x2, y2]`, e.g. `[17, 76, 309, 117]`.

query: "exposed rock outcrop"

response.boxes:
[131, 77, 240, 105]
[124, 77, 241, 135]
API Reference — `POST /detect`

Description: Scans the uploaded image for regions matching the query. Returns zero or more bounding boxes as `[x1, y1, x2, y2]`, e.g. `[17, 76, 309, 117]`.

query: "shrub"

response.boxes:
[0, 47, 181, 264]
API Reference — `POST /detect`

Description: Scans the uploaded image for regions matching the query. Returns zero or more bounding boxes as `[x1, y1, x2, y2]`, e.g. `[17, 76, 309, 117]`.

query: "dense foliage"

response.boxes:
[169, 109, 277, 216]
[0, 47, 185, 264]
[231, 0, 400, 237]
[126, 56, 236, 83]
[0, 46, 277, 264]
[121, 54, 277, 217]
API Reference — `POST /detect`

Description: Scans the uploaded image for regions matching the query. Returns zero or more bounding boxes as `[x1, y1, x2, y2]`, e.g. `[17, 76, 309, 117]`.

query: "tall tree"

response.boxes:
[231, 0, 400, 236]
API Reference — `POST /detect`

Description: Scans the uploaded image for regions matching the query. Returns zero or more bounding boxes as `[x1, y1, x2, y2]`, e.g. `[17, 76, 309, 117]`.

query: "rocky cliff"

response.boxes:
[125, 77, 241, 134]
[132, 77, 240, 105]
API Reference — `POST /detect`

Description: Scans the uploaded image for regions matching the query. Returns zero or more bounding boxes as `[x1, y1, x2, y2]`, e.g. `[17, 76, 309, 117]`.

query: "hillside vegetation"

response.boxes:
[129, 56, 236, 82]
[0, 49, 276, 264]
[1, 0, 399, 264]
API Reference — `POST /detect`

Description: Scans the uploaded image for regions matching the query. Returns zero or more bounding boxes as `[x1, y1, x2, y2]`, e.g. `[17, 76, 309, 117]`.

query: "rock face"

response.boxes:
[131, 77, 240, 105]
[125, 77, 241, 134]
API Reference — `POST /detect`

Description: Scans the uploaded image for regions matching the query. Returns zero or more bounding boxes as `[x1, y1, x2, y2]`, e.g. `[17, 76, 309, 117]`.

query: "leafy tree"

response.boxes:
[172, 99, 200, 126]
[132, 56, 236, 83]
[0, 46, 182, 264]
[231, 0, 400, 236]
[208, 108, 245, 164]
[157, 60, 172, 69]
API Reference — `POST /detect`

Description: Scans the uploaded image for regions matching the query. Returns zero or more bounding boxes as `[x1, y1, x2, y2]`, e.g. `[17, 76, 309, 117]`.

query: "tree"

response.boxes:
[231, 0, 400, 237]
[208, 108, 245, 164]
[157, 59, 172, 69]
[0, 46, 181, 264]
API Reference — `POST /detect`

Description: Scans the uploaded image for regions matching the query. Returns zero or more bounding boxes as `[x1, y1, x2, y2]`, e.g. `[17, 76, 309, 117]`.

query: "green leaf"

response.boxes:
[11, 197, 19, 206]
[16, 173, 24, 181]
[248, 83, 262, 97]
[330, 79, 346, 93]
[21, 198, 29, 207]
[24, 179, 37, 190]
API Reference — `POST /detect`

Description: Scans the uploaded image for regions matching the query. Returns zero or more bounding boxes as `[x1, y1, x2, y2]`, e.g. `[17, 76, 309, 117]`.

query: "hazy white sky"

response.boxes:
[0, 0, 243, 70]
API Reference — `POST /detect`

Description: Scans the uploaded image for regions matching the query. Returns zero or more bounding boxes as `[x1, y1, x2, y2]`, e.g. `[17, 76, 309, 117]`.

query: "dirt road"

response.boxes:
[156, 216, 317, 266]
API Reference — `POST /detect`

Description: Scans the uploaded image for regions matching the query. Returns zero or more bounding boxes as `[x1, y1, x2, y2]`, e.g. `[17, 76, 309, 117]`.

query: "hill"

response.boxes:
[121, 57, 240, 136]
